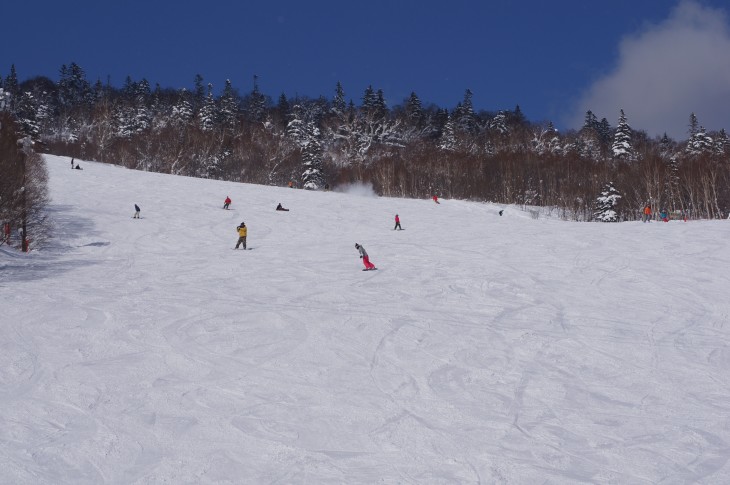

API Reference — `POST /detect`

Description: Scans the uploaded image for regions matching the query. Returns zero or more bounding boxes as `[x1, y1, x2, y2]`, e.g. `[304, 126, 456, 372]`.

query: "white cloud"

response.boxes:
[565, 1, 730, 140]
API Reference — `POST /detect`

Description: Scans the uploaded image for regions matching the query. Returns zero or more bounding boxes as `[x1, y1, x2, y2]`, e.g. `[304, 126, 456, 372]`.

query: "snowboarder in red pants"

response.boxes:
[355, 243, 376, 270]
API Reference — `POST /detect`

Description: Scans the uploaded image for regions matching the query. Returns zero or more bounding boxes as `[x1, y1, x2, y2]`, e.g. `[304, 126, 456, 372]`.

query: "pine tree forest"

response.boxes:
[2, 62, 730, 224]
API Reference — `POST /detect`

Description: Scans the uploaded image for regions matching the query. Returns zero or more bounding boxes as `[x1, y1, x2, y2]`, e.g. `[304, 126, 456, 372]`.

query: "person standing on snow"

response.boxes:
[432, 195, 440, 204]
[235, 222, 247, 249]
[355, 243, 376, 270]
[223, 196, 231, 210]
[643, 204, 652, 222]
[394, 214, 402, 230]
[133, 204, 141, 219]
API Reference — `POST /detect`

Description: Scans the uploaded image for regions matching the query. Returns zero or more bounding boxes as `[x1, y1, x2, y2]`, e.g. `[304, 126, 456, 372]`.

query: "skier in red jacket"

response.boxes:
[394, 214, 402, 230]
[223, 196, 231, 209]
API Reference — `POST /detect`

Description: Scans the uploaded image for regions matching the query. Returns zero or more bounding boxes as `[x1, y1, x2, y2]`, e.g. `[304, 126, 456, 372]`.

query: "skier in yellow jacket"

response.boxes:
[235, 222, 247, 249]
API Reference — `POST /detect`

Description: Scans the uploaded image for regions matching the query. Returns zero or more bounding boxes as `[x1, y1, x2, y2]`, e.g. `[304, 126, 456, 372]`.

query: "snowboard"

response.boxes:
[362, 268, 378, 271]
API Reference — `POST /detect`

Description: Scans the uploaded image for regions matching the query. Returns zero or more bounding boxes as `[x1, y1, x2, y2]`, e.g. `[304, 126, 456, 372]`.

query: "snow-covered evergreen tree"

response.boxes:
[659, 133, 672, 156]
[332, 81, 346, 114]
[244, 75, 266, 122]
[58, 62, 91, 109]
[578, 110, 601, 159]
[301, 133, 325, 190]
[274, 92, 290, 127]
[686, 125, 714, 156]
[132, 78, 151, 133]
[597, 117, 612, 146]
[92, 78, 106, 102]
[0, 88, 10, 112]
[14, 91, 41, 139]
[583, 110, 598, 132]
[665, 155, 680, 211]
[113, 77, 151, 137]
[714, 128, 729, 156]
[611, 109, 634, 160]
[198, 84, 217, 132]
[454, 89, 475, 133]
[286, 104, 308, 145]
[219, 79, 239, 130]
[405, 92, 423, 126]
[3, 65, 19, 111]
[531, 124, 562, 155]
[193, 74, 205, 112]
[594, 182, 621, 222]
[286, 104, 325, 188]
[361, 85, 377, 112]
[171, 89, 194, 125]
[489, 111, 508, 135]
[688, 112, 699, 138]
[438, 113, 456, 151]
[374, 89, 388, 119]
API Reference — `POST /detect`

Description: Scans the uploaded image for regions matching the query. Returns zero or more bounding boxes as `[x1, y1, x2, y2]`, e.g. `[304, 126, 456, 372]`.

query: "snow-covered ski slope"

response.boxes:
[2, 155, 730, 484]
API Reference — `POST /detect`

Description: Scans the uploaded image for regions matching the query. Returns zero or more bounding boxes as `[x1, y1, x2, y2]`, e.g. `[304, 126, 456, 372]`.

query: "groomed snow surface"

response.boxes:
[2, 155, 730, 484]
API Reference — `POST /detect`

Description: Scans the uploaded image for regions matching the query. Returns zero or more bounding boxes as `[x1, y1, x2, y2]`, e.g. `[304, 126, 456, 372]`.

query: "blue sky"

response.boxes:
[2, 0, 729, 139]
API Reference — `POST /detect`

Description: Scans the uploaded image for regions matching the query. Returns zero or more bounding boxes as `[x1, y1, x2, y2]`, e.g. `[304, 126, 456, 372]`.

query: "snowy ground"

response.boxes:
[2, 155, 730, 484]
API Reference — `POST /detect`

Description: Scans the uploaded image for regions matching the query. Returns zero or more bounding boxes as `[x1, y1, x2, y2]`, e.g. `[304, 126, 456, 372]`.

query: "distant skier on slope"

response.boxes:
[223, 196, 231, 210]
[355, 243, 376, 271]
[235, 222, 247, 249]
[276, 203, 289, 211]
[432, 195, 440, 204]
[394, 214, 402, 230]
[133, 204, 141, 219]
[643, 204, 652, 222]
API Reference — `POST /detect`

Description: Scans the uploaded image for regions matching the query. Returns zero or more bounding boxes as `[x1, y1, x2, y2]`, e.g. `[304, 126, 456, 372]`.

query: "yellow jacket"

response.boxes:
[237, 225, 247, 237]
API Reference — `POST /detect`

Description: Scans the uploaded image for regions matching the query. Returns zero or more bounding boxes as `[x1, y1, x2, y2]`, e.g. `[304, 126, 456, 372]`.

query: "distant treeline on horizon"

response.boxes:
[1, 62, 729, 222]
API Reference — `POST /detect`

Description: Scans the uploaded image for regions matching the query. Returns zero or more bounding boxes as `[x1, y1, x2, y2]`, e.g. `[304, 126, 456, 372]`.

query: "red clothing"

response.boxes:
[433, 195, 440, 204]
[395, 215, 400, 223]
[225, 197, 231, 204]
[362, 255, 375, 270]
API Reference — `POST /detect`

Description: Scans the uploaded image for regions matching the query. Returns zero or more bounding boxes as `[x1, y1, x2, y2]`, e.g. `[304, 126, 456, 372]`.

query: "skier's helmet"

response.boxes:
[355, 243, 359, 248]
